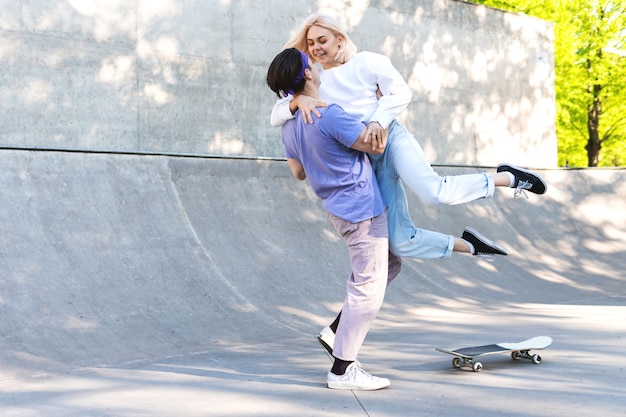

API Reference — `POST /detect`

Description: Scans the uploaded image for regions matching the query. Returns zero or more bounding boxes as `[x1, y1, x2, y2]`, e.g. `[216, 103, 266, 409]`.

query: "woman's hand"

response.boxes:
[364, 121, 387, 151]
[290, 95, 328, 124]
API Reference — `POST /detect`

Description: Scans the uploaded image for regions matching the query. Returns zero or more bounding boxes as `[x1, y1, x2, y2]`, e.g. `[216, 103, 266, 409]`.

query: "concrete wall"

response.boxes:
[0, 0, 557, 167]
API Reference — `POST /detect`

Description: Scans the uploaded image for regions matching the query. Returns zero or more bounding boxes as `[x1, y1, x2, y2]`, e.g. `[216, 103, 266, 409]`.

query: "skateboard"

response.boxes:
[436, 336, 552, 372]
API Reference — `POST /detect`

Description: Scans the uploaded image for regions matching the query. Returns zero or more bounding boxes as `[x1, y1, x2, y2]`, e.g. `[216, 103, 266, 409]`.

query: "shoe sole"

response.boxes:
[497, 163, 547, 194]
[327, 374, 391, 390]
[464, 226, 508, 255]
[327, 382, 390, 390]
[317, 335, 333, 356]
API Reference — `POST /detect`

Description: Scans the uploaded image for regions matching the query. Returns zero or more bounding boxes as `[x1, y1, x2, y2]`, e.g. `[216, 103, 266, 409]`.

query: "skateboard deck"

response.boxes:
[436, 336, 552, 372]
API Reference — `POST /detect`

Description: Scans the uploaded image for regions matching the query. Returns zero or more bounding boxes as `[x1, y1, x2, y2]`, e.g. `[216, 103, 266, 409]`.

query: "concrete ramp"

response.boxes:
[1, 150, 625, 416]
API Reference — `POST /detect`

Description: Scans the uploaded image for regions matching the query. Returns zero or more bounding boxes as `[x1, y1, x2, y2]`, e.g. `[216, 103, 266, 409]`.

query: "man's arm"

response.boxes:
[287, 158, 306, 180]
[322, 104, 385, 155]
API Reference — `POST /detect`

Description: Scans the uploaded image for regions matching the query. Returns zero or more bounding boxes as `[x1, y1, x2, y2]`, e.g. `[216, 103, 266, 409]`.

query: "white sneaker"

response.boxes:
[317, 327, 361, 367]
[327, 363, 390, 390]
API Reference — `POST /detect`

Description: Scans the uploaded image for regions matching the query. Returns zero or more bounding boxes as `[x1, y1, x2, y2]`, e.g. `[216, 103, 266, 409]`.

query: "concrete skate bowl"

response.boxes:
[1, 149, 624, 416]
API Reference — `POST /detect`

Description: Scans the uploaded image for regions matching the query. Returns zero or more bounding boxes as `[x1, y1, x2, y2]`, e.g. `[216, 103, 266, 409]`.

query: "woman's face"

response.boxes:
[306, 25, 342, 69]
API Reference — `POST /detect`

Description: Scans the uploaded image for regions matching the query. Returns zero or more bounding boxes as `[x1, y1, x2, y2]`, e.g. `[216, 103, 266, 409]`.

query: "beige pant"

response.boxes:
[328, 211, 402, 361]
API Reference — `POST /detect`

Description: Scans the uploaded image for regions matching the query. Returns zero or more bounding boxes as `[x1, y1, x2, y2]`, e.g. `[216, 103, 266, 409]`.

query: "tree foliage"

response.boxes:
[469, 0, 626, 167]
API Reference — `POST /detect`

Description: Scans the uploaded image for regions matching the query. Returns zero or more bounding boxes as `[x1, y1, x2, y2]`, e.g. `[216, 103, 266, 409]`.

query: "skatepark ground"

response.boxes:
[1, 149, 624, 416]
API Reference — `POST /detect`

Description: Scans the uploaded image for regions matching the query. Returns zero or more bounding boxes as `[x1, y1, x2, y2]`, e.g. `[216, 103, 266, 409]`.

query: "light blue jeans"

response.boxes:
[370, 121, 494, 259]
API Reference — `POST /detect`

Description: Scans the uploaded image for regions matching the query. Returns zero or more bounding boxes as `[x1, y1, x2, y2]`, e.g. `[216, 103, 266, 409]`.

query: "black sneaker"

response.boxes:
[462, 227, 508, 257]
[497, 163, 547, 199]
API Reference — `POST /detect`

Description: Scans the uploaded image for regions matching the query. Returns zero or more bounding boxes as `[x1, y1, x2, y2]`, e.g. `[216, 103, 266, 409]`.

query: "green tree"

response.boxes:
[470, 0, 626, 167]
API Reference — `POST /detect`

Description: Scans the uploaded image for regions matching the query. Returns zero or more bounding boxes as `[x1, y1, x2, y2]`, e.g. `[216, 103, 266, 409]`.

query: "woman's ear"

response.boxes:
[304, 67, 313, 80]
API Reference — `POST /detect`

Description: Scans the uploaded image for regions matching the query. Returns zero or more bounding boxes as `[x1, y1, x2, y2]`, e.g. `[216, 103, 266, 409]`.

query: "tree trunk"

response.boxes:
[585, 84, 602, 167]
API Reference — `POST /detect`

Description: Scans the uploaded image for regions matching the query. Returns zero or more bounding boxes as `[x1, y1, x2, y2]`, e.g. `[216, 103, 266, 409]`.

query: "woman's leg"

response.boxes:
[387, 121, 495, 205]
[370, 150, 454, 260]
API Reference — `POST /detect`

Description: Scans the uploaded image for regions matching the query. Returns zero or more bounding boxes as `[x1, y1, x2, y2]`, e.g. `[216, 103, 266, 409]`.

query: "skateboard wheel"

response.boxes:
[511, 351, 522, 360]
[452, 358, 462, 368]
[473, 362, 483, 372]
[532, 354, 542, 364]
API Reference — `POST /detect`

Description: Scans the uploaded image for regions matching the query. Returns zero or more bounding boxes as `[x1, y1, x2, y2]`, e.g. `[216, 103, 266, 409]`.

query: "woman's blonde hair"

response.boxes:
[283, 12, 357, 65]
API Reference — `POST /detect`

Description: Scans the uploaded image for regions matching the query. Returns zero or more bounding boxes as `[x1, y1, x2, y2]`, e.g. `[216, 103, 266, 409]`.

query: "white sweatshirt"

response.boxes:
[270, 51, 412, 129]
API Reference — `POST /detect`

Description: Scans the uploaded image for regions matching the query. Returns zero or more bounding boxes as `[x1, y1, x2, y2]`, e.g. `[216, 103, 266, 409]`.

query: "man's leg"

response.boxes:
[326, 212, 391, 390]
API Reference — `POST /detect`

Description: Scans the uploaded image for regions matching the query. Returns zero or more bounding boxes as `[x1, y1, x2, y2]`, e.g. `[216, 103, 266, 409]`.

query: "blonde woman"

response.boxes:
[270, 13, 546, 260]
[269, 13, 547, 365]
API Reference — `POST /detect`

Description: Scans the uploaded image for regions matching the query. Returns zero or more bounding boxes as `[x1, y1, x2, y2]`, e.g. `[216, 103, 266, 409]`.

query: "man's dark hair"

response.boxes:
[266, 48, 307, 98]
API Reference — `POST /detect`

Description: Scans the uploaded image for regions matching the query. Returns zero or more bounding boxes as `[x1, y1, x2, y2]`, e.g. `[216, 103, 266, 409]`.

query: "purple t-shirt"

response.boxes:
[281, 104, 385, 223]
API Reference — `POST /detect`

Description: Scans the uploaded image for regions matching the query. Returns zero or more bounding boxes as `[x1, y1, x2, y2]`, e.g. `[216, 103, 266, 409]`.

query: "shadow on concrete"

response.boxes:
[0, 150, 624, 416]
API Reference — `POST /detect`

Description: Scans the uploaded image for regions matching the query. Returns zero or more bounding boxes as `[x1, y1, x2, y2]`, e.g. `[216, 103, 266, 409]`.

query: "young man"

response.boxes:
[266, 48, 511, 390]
[267, 48, 399, 390]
